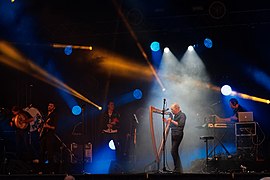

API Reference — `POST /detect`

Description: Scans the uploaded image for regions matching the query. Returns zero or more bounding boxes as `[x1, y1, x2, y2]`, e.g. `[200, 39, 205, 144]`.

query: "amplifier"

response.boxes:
[235, 122, 256, 136]
[70, 142, 92, 163]
[236, 136, 254, 149]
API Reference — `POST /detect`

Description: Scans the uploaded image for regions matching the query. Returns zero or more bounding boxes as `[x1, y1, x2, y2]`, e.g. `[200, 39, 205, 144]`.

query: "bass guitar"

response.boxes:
[39, 118, 51, 138]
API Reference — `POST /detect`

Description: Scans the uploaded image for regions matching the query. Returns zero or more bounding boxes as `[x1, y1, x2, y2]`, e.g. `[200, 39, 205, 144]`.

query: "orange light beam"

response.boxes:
[52, 43, 93, 51]
[0, 41, 102, 110]
[112, 0, 165, 91]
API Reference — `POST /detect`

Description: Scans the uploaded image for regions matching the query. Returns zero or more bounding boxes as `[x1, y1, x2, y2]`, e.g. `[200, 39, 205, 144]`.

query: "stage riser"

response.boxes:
[1, 174, 270, 180]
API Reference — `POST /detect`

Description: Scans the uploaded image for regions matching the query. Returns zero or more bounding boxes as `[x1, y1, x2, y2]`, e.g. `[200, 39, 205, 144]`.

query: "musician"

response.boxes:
[102, 101, 121, 161]
[163, 103, 186, 173]
[24, 105, 42, 164]
[215, 98, 247, 123]
[39, 102, 58, 174]
[10, 106, 34, 160]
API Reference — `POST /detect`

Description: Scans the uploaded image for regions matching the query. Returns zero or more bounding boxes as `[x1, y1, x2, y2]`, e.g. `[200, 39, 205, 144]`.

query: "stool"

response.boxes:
[200, 136, 214, 169]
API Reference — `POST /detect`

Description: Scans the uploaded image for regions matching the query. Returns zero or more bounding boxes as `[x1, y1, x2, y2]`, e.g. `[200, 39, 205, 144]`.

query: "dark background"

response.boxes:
[0, 0, 270, 172]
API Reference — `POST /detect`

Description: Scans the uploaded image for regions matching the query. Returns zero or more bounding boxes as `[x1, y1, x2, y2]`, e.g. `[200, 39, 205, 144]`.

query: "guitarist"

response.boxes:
[102, 101, 121, 161]
[39, 102, 58, 174]
[10, 106, 34, 160]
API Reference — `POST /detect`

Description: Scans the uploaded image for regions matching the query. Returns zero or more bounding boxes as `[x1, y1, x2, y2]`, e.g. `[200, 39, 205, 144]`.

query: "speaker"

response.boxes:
[236, 136, 254, 149]
[70, 142, 92, 164]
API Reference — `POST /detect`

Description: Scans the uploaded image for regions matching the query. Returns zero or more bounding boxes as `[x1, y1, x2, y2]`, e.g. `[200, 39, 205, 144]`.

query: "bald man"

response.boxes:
[164, 103, 186, 173]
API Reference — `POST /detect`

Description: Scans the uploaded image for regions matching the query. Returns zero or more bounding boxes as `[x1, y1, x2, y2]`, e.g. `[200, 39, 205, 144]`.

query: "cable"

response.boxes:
[251, 122, 265, 146]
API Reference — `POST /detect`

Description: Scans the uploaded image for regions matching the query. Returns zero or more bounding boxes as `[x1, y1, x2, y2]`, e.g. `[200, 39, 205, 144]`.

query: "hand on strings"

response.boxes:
[163, 117, 172, 124]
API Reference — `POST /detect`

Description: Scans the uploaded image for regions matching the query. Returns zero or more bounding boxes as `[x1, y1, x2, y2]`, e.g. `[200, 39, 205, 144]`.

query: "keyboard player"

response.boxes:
[213, 98, 247, 123]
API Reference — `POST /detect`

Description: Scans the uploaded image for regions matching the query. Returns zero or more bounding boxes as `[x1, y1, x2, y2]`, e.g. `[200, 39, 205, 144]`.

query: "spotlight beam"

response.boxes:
[112, 0, 165, 91]
[166, 76, 270, 104]
[0, 41, 102, 110]
[231, 91, 270, 104]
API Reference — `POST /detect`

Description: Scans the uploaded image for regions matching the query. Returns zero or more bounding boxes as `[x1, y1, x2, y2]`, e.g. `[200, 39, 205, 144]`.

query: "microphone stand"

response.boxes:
[162, 99, 167, 172]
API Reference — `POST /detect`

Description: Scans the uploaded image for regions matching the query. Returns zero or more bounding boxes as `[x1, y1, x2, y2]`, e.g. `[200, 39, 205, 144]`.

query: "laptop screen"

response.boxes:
[238, 112, 254, 122]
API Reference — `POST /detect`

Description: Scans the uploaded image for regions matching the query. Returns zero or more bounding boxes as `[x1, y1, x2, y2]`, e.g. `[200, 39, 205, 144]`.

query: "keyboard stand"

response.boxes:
[208, 127, 232, 158]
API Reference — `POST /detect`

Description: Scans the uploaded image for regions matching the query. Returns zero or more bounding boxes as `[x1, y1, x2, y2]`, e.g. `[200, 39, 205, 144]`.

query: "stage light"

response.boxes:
[164, 47, 170, 53]
[221, 85, 232, 96]
[108, 140, 116, 150]
[133, 89, 142, 100]
[64, 45, 72, 55]
[204, 38, 213, 48]
[188, 45, 194, 51]
[150, 41, 160, 52]
[72, 105, 82, 115]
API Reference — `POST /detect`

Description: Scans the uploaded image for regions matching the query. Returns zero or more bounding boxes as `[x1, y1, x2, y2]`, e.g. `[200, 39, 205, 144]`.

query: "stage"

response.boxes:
[1, 156, 270, 180]
[0, 172, 270, 180]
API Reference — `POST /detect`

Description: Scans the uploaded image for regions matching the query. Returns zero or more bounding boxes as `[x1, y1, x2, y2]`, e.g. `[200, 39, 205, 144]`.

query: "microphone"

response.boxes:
[164, 108, 169, 111]
[133, 114, 139, 124]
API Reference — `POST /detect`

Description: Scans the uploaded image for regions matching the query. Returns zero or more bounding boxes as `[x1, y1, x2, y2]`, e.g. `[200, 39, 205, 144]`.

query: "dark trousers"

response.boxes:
[40, 132, 57, 173]
[15, 129, 30, 160]
[29, 130, 40, 160]
[171, 133, 183, 172]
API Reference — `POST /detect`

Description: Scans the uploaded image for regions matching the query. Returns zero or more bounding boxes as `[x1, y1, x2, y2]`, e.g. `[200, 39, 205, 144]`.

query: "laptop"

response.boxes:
[238, 112, 254, 122]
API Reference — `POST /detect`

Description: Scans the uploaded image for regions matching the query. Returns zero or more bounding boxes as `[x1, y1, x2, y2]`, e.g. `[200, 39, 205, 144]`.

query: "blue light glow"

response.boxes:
[150, 41, 160, 52]
[133, 89, 142, 100]
[109, 140, 116, 150]
[64, 45, 72, 55]
[72, 105, 82, 115]
[204, 38, 213, 48]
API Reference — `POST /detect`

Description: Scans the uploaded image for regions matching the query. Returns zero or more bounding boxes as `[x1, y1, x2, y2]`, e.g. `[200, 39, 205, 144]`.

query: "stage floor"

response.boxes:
[1, 173, 270, 180]
[1, 154, 269, 180]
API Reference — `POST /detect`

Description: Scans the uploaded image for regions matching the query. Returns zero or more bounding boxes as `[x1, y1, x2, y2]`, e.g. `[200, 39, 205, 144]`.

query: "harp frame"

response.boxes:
[149, 106, 171, 164]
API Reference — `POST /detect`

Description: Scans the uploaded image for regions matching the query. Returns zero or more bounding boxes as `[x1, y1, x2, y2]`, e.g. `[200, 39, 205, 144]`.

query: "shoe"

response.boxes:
[33, 159, 39, 164]
[173, 168, 182, 174]
[173, 169, 181, 174]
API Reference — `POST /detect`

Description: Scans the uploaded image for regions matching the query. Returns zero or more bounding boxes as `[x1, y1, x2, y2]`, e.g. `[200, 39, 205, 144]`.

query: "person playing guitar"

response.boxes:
[38, 102, 58, 174]
[102, 101, 121, 160]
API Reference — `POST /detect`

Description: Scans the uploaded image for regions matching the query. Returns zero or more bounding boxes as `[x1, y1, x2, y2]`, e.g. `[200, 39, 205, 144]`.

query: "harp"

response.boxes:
[149, 106, 171, 165]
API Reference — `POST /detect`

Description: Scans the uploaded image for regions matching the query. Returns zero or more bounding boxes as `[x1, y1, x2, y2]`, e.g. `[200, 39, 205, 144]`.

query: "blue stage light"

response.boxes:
[133, 89, 142, 99]
[150, 41, 160, 52]
[204, 38, 213, 48]
[109, 140, 116, 150]
[64, 45, 72, 55]
[72, 105, 82, 115]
